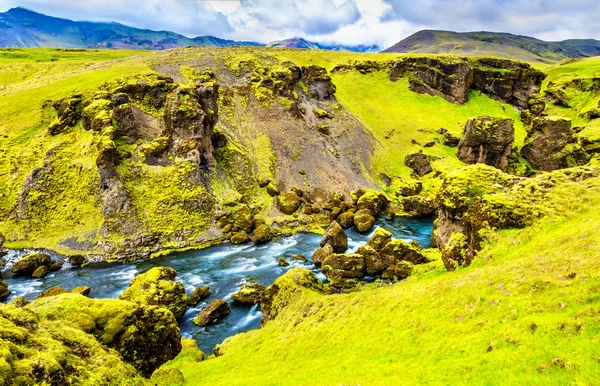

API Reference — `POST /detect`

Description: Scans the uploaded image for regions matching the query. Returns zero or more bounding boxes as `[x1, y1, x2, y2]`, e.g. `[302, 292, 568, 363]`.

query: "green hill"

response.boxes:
[384, 30, 600, 63]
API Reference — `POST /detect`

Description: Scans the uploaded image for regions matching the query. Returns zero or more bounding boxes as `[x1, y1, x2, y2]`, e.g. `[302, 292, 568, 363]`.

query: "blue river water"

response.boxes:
[1, 216, 434, 353]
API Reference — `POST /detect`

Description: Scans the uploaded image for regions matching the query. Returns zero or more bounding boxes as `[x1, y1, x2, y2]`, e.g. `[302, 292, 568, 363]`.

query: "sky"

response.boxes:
[0, 0, 599, 48]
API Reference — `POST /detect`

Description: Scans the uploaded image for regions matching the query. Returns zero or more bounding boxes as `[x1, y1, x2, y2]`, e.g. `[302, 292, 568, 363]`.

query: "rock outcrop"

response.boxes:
[119, 267, 188, 319]
[458, 117, 515, 171]
[521, 117, 589, 171]
[28, 293, 182, 377]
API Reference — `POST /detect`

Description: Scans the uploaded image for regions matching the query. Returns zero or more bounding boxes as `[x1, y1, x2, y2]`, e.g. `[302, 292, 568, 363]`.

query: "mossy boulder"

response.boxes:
[82, 98, 113, 132]
[356, 245, 386, 275]
[311, 244, 333, 267]
[381, 261, 414, 281]
[404, 151, 432, 177]
[32, 265, 49, 278]
[230, 231, 250, 245]
[277, 192, 302, 215]
[380, 240, 429, 267]
[441, 232, 469, 271]
[38, 286, 68, 298]
[119, 267, 188, 319]
[72, 286, 91, 297]
[49, 261, 64, 271]
[12, 253, 52, 276]
[322, 253, 366, 279]
[68, 254, 86, 266]
[458, 116, 515, 171]
[320, 221, 348, 254]
[354, 189, 388, 216]
[194, 299, 230, 326]
[27, 293, 182, 377]
[521, 117, 589, 171]
[0, 302, 147, 385]
[0, 280, 10, 300]
[402, 196, 437, 216]
[188, 286, 210, 306]
[260, 268, 324, 325]
[252, 224, 273, 245]
[290, 254, 308, 262]
[354, 209, 376, 233]
[278, 256, 290, 267]
[337, 211, 355, 229]
[151, 367, 185, 386]
[231, 283, 266, 304]
[233, 205, 254, 233]
[366, 228, 392, 252]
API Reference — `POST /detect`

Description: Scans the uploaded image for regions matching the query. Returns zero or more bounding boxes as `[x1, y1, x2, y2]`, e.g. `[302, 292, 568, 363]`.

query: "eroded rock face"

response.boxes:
[194, 299, 230, 326]
[458, 117, 515, 171]
[320, 221, 348, 254]
[119, 267, 188, 319]
[521, 117, 589, 171]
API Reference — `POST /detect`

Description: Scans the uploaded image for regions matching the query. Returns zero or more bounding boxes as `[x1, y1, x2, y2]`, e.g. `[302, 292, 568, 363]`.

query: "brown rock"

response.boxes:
[322, 253, 366, 279]
[38, 286, 68, 299]
[231, 283, 266, 304]
[311, 244, 333, 267]
[188, 286, 210, 306]
[337, 211, 355, 229]
[458, 116, 515, 171]
[354, 209, 376, 233]
[356, 245, 386, 275]
[194, 300, 230, 326]
[71, 286, 91, 296]
[405, 152, 432, 177]
[366, 228, 392, 252]
[320, 221, 348, 254]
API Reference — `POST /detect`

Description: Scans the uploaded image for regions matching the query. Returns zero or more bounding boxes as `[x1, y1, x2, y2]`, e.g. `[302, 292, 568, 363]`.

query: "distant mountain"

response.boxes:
[0, 7, 262, 50]
[383, 30, 600, 63]
[267, 37, 381, 53]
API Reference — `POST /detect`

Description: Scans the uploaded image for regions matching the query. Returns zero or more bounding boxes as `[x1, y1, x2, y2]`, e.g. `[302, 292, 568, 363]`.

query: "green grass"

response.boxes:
[172, 172, 600, 385]
[332, 71, 525, 189]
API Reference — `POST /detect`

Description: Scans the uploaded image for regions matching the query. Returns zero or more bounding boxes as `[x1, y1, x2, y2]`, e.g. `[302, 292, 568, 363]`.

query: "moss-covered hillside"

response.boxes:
[0, 47, 560, 261]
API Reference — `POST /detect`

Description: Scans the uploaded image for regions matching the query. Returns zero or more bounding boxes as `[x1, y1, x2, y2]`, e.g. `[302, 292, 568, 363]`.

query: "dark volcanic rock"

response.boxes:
[458, 116, 515, 171]
[405, 151, 432, 177]
[194, 299, 231, 326]
[521, 117, 590, 171]
[320, 221, 348, 254]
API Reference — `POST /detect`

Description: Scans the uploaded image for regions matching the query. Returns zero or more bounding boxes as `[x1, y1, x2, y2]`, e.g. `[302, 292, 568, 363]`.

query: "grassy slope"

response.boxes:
[0, 49, 151, 250]
[542, 57, 600, 142]
[173, 172, 600, 385]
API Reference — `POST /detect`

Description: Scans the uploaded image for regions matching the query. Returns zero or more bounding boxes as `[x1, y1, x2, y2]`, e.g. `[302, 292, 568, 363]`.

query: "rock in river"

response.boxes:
[194, 299, 231, 326]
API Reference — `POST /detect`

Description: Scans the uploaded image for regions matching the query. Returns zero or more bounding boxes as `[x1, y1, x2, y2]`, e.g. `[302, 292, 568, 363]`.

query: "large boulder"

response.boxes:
[11, 253, 52, 276]
[260, 268, 324, 325]
[356, 245, 386, 275]
[337, 211, 355, 229]
[380, 240, 429, 267]
[277, 192, 302, 215]
[28, 293, 182, 377]
[311, 244, 333, 267]
[320, 221, 348, 253]
[194, 299, 230, 326]
[354, 189, 388, 216]
[458, 116, 515, 171]
[252, 224, 273, 245]
[230, 231, 250, 245]
[521, 117, 589, 171]
[231, 283, 266, 304]
[119, 267, 188, 319]
[321, 253, 366, 279]
[404, 152, 432, 177]
[402, 196, 437, 216]
[366, 228, 392, 252]
[353, 209, 376, 233]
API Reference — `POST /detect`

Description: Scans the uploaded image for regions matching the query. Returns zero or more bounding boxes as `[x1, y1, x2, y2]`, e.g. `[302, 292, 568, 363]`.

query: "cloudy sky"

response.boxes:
[0, 0, 599, 48]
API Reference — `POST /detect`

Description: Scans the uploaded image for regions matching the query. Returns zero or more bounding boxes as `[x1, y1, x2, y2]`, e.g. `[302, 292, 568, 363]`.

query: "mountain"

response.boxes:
[267, 37, 381, 53]
[383, 30, 600, 62]
[0, 7, 262, 50]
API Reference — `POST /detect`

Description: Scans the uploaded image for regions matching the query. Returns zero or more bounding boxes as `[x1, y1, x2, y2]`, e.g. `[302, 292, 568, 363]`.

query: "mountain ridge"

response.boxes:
[384, 29, 600, 62]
